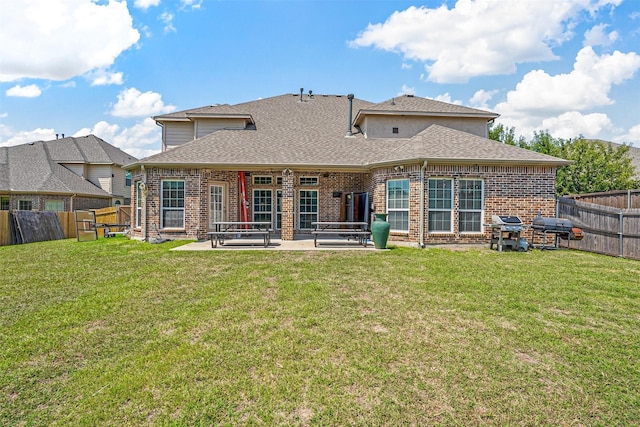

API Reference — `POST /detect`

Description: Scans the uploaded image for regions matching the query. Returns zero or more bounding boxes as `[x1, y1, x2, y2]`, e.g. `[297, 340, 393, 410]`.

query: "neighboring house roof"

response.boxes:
[131, 93, 568, 170]
[0, 142, 112, 197]
[609, 142, 640, 177]
[44, 134, 137, 166]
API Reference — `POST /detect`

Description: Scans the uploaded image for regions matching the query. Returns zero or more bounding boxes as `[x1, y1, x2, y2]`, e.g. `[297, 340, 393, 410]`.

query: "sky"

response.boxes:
[0, 0, 639, 159]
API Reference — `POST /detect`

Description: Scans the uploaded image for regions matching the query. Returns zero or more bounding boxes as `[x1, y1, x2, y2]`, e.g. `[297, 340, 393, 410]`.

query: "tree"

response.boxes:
[488, 123, 526, 147]
[488, 123, 639, 195]
[556, 139, 638, 195]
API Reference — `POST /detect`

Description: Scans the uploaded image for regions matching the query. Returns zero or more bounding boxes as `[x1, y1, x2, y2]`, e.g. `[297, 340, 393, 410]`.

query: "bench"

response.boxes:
[311, 221, 371, 247]
[208, 221, 272, 248]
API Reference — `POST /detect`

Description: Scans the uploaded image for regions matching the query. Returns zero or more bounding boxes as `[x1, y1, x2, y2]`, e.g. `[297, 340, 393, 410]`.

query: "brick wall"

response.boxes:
[129, 164, 557, 245]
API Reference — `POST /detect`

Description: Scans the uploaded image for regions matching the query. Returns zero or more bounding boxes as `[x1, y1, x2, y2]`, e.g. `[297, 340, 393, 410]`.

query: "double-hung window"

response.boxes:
[428, 179, 453, 232]
[161, 180, 185, 228]
[387, 179, 409, 232]
[458, 180, 484, 232]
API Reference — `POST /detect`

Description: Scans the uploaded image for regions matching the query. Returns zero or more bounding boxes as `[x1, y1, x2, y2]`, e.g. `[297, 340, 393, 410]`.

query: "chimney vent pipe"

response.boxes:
[346, 94, 355, 137]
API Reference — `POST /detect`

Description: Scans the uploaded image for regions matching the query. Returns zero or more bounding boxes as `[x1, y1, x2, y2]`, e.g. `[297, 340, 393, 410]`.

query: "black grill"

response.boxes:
[531, 216, 573, 233]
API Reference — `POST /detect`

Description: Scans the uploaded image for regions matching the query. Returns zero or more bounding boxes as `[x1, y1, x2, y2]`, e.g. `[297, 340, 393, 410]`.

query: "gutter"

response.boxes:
[420, 160, 428, 248]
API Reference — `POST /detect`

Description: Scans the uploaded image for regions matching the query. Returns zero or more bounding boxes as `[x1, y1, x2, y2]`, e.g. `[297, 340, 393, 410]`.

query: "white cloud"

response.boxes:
[87, 69, 124, 86]
[134, 0, 161, 9]
[495, 46, 640, 117]
[181, 0, 203, 10]
[433, 93, 462, 105]
[75, 118, 161, 158]
[0, 125, 56, 147]
[584, 23, 618, 46]
[614, 124, 640, 145]
[469, 89, 498, 109]
[0, 0, 139, 82]
[541, 111, 615, 139]
[6, 84, 42, 98]
[349, 0, 622, 83]
[160, 12, 176, 33]
[397, 85, 415, 96]
[110, 87, 176, 118]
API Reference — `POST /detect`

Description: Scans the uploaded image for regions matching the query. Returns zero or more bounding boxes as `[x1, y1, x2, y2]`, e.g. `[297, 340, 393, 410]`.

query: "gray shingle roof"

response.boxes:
[134, 93, 567, 169]
[355, 94, 499, 121]
[45, 134, 137, 165]
[0, 142, 112, 197]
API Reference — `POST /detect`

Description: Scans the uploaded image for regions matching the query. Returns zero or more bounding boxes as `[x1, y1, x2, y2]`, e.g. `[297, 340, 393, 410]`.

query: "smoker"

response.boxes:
[489, 215, 529, 252]
[531, 214, 583, 249]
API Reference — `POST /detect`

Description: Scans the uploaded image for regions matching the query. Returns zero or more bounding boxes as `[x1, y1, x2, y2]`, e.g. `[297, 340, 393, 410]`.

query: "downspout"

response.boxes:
[420, 160, 428, 248]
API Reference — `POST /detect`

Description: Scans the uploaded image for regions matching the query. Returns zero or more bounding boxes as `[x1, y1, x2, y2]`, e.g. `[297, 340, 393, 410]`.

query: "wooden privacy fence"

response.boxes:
[567, 189, 640, 209]
[0, 206, 130, 246]
[558, 196, 640, 260]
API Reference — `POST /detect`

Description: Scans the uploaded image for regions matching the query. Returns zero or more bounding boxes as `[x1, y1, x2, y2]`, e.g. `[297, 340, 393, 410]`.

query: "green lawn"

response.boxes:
[1, 237, 639, 426]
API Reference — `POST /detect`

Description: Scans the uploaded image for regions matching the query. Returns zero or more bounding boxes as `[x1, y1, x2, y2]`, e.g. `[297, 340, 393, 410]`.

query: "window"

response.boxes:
[428, 179, 453, 232]
[459, 180, 484, 233]
[276, 176, 283, 185]
[387, 179, 409, 232]
[276, 190, 282, 230]
[45, 200, 64, 211]
[299, 190, 318, 229]
[253, 189, 273, 224]
[19, 200, 33, 211]
[392, 127, 399, 134]
[161, 180, 185, 228]
[135, 182, 144, 227]
[253, 176, 272, 185]
[1, 196, 9, 210]
[209, 184, 225, 227]
[125, 171, 132, 187]
[299, 177, 318, 186]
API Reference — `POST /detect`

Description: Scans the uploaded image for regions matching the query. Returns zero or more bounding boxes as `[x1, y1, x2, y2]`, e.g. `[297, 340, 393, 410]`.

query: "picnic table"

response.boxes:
[311, 221, 371, 247]
[207, 221, 272, 248]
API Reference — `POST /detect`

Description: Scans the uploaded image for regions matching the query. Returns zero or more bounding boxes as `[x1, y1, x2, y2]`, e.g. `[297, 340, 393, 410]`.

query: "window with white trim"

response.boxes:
[136, 182, 143, 227]
[299, 177, 318, 186]
[161, 180, 185, 228]
[45, 200, 64, 211]
[458, 179, 484, 233]
[18, 200, 32, 211]
[276, 189, 282, 230]
[428, 179, 453, 232]
[299, 190, 318, 229]
[387, 179, 409, 232]
[253, 189, 273, 224]
[253, 176, 272, 185]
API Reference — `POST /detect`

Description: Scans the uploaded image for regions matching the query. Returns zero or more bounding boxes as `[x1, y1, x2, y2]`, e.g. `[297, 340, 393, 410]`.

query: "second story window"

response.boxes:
[253, 176, 272, 185]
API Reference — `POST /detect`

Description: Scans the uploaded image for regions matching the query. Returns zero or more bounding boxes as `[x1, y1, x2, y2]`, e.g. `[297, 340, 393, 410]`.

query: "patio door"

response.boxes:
[209, 183, 226, 228]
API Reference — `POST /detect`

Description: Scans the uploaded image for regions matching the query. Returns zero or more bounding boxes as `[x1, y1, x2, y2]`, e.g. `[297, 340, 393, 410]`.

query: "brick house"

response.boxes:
[124, 92, 569, 245]
[0, 135, 137, 212]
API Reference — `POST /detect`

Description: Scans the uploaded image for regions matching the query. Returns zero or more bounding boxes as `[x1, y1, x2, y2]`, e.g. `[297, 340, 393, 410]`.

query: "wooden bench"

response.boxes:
[311, 221, 371, 247]
[208, 221, 272, 248]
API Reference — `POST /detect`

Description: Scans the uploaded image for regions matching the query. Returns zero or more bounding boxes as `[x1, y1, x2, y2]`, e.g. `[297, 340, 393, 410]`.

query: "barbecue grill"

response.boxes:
[488, 215, 529, 252]
[531, 214, 583, 249]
